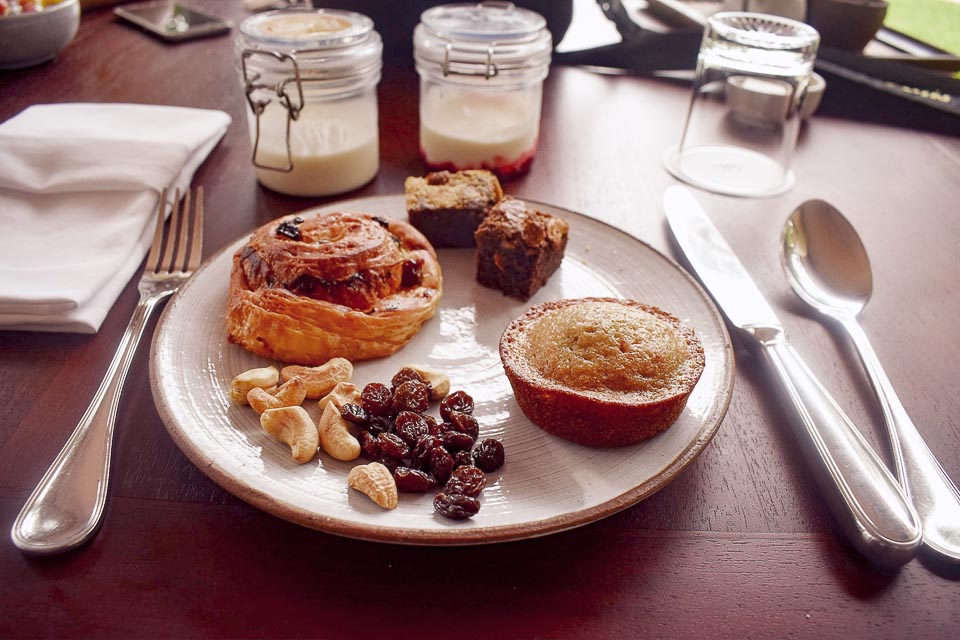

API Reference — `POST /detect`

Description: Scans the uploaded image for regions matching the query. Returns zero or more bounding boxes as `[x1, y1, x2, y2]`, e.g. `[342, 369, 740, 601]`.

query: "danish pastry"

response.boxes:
[227, 212, 443, 365]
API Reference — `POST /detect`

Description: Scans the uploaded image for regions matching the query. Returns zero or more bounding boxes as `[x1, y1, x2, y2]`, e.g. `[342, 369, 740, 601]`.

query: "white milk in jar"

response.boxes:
[414, 3, 552, 179]
[247, 97, 379, 196]
[419, 86, 541, 173]
[237, 9, 382, 197]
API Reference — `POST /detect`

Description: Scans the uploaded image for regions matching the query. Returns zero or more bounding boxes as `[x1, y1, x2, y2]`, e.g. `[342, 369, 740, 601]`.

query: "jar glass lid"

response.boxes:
[414, 2, 552, 76]
[240, 8, 375, 50]
[421, 2, 546, 41]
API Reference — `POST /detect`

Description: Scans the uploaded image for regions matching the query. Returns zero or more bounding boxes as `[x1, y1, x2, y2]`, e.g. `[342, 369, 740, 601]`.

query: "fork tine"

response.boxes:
[173, 188, 191, 272]
[159, 188, 181, 274]
[187, 187, 204, 272]
[145, 188, 168, 273]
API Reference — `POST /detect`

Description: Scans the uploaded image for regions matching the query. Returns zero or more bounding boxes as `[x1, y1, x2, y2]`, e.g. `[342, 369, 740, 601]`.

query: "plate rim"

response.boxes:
[149, 194, 735, 545]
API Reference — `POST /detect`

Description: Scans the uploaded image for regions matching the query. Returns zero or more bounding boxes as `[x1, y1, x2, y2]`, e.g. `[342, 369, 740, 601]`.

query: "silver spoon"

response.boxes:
[780, 200, 960, 564]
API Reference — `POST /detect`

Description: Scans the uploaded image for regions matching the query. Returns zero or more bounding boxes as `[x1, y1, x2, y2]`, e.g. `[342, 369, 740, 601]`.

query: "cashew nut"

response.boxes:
[247, 376, 307, 414]
[318, 401, 360, 461]
[229, 366, 280, 405]
[401, 364, 451, 401]
[280, 357, 353, 399]
[260, 406, 319, 464]
[317, 381, 361, 412]
[347, 462, 398, 509]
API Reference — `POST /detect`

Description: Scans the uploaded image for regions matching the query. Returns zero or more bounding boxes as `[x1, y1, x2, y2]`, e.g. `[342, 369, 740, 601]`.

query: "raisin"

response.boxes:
[429, 420, 454, 438]
[448, 411, 479, 440]
[440, 390, 474, 421]
[453, 449, 473, 469]
[340, 403, 369, 426]
[366, 415, 392, 436]
[473, 438, 505, 472]
[362, 382, 394, 417]
[434, 492, 480, 519]
[392, 380, 429, 413]
[377, 457, 400, 473]
[411, 435, 439, 470]
[378, 433, 410, 461]
[359, 430, 381, 460]
[439, 431, 474, 453]
[393, 467, 437, 493]
[401, 259, 423, 288]
[275, 220, 302, 240]
[391, 367, 428, 389]
[430, 446, 454, 486]
[394, 411, 430, 446]
[446, 465, 487, 497]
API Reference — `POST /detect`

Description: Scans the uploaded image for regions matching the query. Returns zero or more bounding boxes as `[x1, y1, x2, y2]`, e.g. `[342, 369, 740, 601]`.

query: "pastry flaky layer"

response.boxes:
[227, 211, 443, 365]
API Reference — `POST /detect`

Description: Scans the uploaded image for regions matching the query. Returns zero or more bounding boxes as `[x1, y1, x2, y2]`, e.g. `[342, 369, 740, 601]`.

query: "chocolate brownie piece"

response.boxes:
[405, 170, 503, 248]
[474, 197, 569, 300]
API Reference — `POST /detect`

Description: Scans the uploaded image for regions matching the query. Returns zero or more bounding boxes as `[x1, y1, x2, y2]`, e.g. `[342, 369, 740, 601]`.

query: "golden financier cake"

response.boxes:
[227, 212, 442, 365]
[499, 298, 705, 447]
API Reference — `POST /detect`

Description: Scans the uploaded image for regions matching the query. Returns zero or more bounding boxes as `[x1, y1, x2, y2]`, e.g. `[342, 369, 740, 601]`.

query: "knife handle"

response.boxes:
[750, 327, 921, 567]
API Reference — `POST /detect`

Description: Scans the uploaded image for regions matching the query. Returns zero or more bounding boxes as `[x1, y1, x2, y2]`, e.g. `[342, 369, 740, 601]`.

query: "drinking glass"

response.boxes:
[664, 13, 820, 197]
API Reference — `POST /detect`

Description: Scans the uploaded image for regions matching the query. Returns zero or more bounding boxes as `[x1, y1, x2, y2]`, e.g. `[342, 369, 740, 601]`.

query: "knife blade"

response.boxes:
[664, 186, 781, 330]
[664, 185, 921, 567]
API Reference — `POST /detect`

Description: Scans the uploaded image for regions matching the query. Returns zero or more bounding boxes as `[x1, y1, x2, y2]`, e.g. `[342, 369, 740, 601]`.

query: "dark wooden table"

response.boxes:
[2, 3, 959, 637]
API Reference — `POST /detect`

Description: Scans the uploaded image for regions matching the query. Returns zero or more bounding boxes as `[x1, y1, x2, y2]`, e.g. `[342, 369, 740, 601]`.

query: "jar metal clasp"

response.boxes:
[440, 39, 499, 79]
[241, 48, 305, 173]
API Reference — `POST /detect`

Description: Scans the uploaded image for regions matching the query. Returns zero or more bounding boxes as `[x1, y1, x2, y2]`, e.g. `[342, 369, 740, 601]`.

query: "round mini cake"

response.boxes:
[499, 297, 705, 447]
[227, 211, 442, 365]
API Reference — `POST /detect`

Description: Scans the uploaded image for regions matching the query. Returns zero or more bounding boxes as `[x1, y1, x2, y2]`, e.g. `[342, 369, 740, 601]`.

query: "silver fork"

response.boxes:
[10, 187, 204, 554]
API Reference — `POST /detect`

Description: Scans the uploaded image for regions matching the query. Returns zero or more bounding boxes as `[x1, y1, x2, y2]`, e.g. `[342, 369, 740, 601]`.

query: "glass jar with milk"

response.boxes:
[236, 9, 382, 197]
[413, 2, 552, 179]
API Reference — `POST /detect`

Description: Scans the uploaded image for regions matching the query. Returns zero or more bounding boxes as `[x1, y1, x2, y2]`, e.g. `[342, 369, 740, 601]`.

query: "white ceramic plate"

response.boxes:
[150, 195, 734, 545]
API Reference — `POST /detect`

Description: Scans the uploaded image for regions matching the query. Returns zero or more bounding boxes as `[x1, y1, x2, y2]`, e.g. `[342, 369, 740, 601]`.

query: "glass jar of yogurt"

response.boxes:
[236, 9, 382, 197]
[413, 2, 552, 179]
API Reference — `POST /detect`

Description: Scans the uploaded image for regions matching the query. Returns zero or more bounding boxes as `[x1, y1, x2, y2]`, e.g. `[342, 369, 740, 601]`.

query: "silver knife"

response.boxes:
[664, 185, 921, 567]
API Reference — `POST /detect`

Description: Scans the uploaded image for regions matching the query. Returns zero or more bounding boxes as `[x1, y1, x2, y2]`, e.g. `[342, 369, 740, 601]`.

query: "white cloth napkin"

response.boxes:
[0, 103, 230, 333]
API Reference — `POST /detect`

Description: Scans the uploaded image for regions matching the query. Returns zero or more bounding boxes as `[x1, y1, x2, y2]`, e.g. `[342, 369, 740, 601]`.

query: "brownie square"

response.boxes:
[405, 170, 503, 248]
[474, 197, 569, 300]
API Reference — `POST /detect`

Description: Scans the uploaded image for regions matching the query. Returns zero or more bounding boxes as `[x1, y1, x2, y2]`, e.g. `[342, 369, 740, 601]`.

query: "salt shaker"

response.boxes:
[413, 2, 552, 179]
[236, 8, 382, 196]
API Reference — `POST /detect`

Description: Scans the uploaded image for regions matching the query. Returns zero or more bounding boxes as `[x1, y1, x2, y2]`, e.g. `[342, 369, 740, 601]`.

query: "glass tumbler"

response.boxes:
[664, 13, 819, 197]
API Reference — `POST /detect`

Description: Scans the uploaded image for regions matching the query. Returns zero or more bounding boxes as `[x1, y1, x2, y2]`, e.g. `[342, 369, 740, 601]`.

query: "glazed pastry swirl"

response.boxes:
[227, 212, 442, 365]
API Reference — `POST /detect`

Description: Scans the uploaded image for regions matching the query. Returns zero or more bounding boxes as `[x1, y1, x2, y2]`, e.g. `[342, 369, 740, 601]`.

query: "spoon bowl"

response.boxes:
[781, 200, 960, 564]
[781, 200, 872, 317]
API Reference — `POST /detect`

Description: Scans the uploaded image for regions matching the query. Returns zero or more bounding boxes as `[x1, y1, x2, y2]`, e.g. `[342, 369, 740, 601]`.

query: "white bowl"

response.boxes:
[0, 0, 80, 70]
[726, 71, 826, 125]
[799, 72, 827, 119]
[727, 74, 792, 126]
